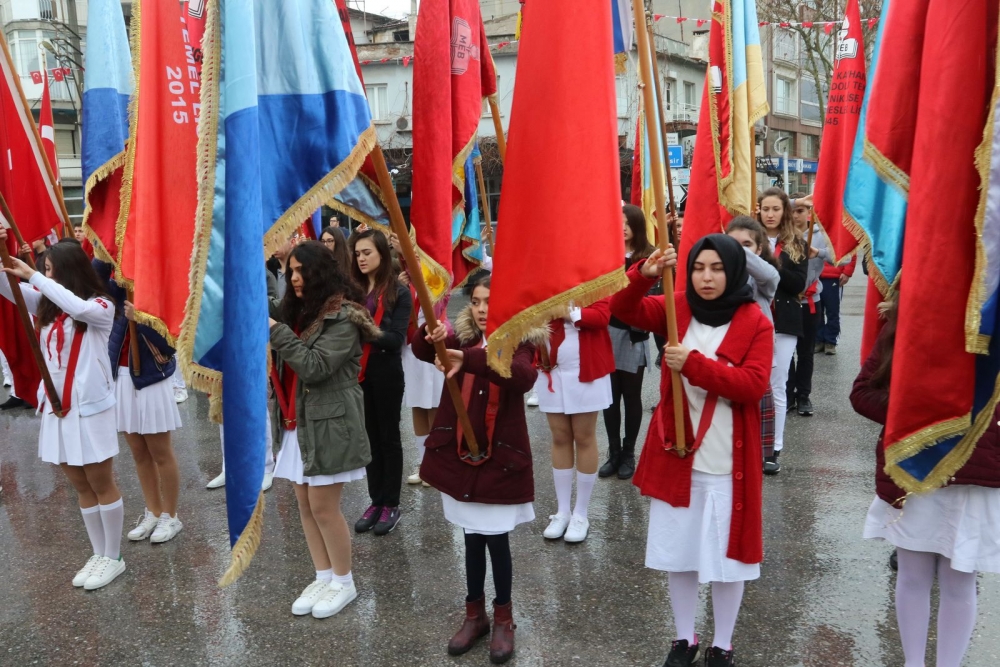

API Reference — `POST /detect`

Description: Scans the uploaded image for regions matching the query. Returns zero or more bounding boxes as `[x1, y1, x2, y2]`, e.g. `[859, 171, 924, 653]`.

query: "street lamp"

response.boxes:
[774, 135, 790, 193]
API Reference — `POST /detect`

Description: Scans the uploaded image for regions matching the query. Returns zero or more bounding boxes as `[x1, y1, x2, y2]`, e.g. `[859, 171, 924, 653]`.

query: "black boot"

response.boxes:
[599, 440, 621, 478]
[617, 439, 636, 480]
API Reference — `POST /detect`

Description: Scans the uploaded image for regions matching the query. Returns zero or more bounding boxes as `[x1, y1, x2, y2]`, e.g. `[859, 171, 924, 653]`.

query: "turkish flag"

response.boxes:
[52, 68, 64, 82]
[29, 71, 42, 84]
[0, 231, 40, 408]
[39, 73, 60, 183]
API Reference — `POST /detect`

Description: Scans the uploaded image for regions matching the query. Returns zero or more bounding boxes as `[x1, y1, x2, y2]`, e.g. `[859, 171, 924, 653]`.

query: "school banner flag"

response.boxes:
[0, 33, 67, 245]
[485, 1, 626, 377]
[677, 0, 768, 285]
[411, 0, 494, 299]
[80, 0, 133, 265]
[880, 0, 997, 493]
[813, 0, 865, 261]
[611, 0, 633, 74]
[631, 93, 665, 244]
[0, 222, 40, 409]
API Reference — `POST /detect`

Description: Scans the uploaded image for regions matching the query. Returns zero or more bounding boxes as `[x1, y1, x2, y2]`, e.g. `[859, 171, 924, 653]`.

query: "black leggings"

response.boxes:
[363, 371, 404, 507]
[603, 368, 645, 452]
[464, 532, 512, 605]
[787, 305, 820, 402]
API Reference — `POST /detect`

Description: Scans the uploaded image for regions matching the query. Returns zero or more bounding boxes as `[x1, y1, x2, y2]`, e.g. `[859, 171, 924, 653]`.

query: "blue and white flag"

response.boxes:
[179, 0, 377, 584]
[612, 0, 634, 72]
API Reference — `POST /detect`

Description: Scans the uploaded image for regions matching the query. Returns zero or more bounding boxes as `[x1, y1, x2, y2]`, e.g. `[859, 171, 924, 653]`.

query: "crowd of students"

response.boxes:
[0, 189, 994, 667]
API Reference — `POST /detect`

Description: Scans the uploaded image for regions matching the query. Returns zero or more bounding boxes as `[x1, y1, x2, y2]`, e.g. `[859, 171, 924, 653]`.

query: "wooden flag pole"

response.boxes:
[369, 145, 482, 458]
[0, 194, 37, 271]
[632, 0, 687, 455]
[125, 288, 142, 377]
[474, 159, 494, 256]
[646, 21, 679, 228]
[488, 97, 506, 162]
[0, 200, 63, 416]
[0, 32, 72, 238]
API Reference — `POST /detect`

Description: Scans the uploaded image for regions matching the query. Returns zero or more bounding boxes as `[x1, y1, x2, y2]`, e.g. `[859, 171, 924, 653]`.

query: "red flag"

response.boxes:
[411, 0, 494, 297]
[860, 276, 883, 364]
[39, 73, 60, 183]
[0, 228, 41, 408]
[116, 0, 200, 341]
[333, 0, 364, 83]
[484, 0, 626, 376]
[813, 0, 865, 260]
[630, 114, 642, 208]
[0, 35, 66, 244]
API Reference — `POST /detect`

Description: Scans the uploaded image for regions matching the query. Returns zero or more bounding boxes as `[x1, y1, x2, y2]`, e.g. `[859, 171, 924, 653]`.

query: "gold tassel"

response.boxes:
[614, 51, 628, 75]
[218, 491, 265, 588]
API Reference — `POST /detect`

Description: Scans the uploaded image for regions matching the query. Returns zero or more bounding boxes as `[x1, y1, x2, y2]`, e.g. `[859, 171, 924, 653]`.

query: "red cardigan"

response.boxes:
[610, 263, 774, 564]
[545, 298, 615, 383]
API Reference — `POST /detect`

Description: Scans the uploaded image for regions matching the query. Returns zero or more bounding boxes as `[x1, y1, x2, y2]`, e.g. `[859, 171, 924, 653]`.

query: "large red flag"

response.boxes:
[116, 0, 200, 340]
[411, 0, 494, 298]
[39, 73, 60, 184]
[813, 0, 865, 260]
[0, 35, 67, 244]
[485, 1, 626, 376]
[0, 224, 40, 408]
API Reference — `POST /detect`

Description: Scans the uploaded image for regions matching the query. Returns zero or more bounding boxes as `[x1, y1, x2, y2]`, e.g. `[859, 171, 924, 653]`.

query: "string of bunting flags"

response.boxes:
[654, 14, 880, 33]
[28, 67, 74, 84]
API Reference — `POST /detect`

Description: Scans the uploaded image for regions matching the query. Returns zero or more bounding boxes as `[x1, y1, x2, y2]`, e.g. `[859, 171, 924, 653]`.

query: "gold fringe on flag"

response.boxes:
[614, 51, 628, 74]
[218, 491, 266, 587]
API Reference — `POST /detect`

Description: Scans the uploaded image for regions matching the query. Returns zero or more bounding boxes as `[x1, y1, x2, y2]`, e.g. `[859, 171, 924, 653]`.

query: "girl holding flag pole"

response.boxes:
[0, 231, 127, 591]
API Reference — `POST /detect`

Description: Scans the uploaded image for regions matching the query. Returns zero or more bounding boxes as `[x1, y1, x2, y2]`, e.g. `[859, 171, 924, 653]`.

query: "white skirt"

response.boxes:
[402, 343, 444, 409]
[441, 492, 535, 535]
[645, 471, 761, 583]
[38, 405, 119, 466]
[272, 429, 366, 487]
[536, 323, 613, 415]
[863, 486, 1000, 573]
[115, 369, 183, 435]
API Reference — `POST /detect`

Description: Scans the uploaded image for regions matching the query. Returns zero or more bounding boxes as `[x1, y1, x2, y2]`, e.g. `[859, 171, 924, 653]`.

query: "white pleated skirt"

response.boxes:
[645, 471, 761, 583]
[272, 429, 366, 487]
[38, 405, 119, 466]
[115, 369, 183, 435]
[863, 485, 1000, 574]
[535, 324, 612, 415]
[441, 492, 535, 535]
[402, 343, 444, 409]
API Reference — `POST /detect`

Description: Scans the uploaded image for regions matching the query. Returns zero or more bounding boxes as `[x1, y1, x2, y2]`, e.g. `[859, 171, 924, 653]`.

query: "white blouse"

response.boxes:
[681, 319, 735, 475]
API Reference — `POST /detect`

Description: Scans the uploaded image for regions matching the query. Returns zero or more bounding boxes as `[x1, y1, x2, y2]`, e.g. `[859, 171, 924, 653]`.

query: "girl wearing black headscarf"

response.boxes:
[610, 235, 774, 667]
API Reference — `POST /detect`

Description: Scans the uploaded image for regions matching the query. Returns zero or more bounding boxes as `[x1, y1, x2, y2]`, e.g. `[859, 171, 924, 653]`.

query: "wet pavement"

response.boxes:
[1, 282, 999, 667]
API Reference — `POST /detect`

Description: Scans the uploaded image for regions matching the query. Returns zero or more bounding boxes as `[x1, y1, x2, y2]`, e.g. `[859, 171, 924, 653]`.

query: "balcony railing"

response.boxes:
[664, 103, 699, 124]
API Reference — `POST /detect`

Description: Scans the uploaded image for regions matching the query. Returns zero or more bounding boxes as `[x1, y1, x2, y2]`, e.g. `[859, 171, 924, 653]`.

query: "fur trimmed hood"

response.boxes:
[300, 296, 383, 343]
[454, 304, 548, 347]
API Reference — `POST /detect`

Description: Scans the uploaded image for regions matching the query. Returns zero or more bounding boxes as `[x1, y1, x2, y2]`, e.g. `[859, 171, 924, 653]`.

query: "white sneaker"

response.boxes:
[311, 581, 358, 619]
[83, 556, 126, 590]
[563, 515, 590, 543]
[127, 510, 160, 541]
[543, 513, 571, 539]
[406, 469, 423, 485]
[174, 387, 189, 404]
[206, 471, 226, 489]
[261, 472, 273, 492]
[526, 389, 539, 407]
[72, 554, 103, 587]
[291, 579, 332, 616]
[150, 514, 183, 544]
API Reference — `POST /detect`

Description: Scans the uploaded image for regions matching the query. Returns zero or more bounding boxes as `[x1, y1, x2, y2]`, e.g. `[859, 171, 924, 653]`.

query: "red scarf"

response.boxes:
[804, 281, 819, 314]
[455, 341, 501, 466]
[535, 319, 565, 392]
[359, 292, 386, 382]
[271, 363, 298, 431]
[657, 391, 718, 457]
[39, 315, 83, 418]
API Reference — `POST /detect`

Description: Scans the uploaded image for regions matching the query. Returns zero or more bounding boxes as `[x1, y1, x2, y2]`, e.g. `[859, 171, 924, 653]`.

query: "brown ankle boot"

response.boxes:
[489, 600, 516, 664]
[447, 596, 491, 656]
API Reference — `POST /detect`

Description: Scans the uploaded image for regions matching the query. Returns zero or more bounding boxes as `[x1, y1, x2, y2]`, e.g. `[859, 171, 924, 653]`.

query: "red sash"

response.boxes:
[454, 362, 501, 466]
[535, 319, 564, 392]
[40, 317, 84, 418]
[270, 363, 298, 431]
[657, 390, 719, 457]
[359, 292, 386, 382]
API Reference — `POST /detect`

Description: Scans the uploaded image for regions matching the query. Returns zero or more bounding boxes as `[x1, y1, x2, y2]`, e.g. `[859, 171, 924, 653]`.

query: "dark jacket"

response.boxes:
[771, 246, 808, 337]
[269, 295, 381, 476]
[850, 335, 1000, 506]
[364, 283, 413, 379]
[414, 306, 541, 505]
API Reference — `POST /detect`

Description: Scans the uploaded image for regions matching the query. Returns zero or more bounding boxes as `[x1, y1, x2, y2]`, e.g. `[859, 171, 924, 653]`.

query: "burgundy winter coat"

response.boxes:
[850, 336, 1000, 506]
[413, 307, 539, 505]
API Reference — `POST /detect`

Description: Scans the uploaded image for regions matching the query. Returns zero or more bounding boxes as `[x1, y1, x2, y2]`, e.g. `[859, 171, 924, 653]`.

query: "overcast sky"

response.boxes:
[364, 0, 413, 19]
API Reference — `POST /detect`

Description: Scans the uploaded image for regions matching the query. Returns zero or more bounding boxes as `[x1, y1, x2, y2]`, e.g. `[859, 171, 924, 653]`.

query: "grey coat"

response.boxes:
[268, 296, 381, 477]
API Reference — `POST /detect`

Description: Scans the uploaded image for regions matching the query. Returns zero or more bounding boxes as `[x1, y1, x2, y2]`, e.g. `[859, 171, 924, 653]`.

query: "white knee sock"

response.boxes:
[572, 471, 597, 520]
[316, 569, 333, 583]
[415, 435, 427, 464]
[895, 548, 936, 667]
[668, 571, 700, 644]
[99, 498, 125, 560]
[770, 334, 797, 452]
[552, 467, 574, 517]
[80, 505, 105, 556]
[333, 571, 354, 588]
[936, 557, 978, 667]
[710, 580, 745, 650]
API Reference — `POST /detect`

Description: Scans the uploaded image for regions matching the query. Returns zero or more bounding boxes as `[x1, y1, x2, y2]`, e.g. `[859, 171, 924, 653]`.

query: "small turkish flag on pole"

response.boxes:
[30, 70, 42, 84]
[39, 72, 60, 184]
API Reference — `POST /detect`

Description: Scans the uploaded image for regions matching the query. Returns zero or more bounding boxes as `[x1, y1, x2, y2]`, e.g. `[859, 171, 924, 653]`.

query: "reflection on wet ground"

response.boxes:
[1, 283, 998, 666]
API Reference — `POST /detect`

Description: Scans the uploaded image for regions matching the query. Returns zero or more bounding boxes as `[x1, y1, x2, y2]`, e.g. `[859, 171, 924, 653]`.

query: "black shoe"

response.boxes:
[786, 397, 797, 413]
[0, 396, 27, 410]
[889, 549, 898, 571]
[797, 398, 814, 416]
[599, 455, 621, 478]
[354, 504, 382, 533]
[763, 454, 781, 476]
[617, 454, 636, 480]
[704, 646, 735, 667]
[663, 638, 700, 667]
[373, 506, 401, 536]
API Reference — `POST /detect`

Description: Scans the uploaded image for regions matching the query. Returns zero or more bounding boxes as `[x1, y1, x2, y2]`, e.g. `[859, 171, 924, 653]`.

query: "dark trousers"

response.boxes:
[464, 532, 513, 605]
[653, 334, 666, 365]
[787, 303, 820, 402]
[603, 368, 645, 455]
[363, 370, 404, 508]
[816, 277, 843, 345]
